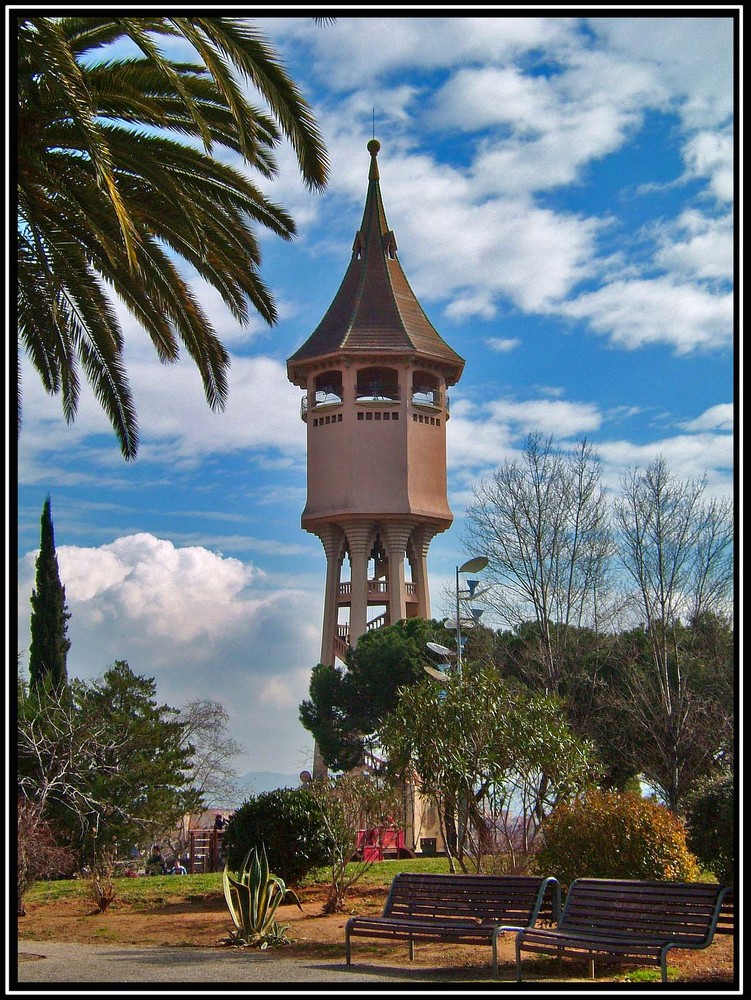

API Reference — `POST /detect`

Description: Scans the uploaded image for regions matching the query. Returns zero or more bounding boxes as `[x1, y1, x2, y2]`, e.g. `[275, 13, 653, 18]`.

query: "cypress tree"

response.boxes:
[28, 496, 71, 690]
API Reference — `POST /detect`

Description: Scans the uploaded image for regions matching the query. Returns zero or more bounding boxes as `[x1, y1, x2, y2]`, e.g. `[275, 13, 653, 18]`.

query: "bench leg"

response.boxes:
[409, 936, 414, 961]
[345, 929, 351, 966]
[515, 940, 523, 983]
[588, 954, 595, 979]
[492, 934, 498, 980]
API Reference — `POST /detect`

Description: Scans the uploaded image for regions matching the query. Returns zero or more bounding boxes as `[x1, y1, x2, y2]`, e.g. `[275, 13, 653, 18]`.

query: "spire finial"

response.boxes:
[367, 137, 380, 180]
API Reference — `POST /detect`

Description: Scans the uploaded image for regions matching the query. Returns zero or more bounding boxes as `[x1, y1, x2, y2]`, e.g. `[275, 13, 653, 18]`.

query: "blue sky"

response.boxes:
[13, 13, 736, 781]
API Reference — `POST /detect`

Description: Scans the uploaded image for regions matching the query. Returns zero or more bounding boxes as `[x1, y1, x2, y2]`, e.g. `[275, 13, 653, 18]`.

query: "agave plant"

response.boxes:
[223, 844, 301, 948]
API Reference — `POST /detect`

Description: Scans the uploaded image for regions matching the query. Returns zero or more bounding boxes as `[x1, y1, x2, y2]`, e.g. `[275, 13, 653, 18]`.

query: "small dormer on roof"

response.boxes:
[287, 140, 465, 388]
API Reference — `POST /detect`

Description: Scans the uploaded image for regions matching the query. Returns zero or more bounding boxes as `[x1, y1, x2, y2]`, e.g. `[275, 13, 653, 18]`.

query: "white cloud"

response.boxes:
[446, 393, 603, 479]
[598, 432, 733, 488]
[17, 534, 322, 774]
[679, 403, 734, 433]
[682, 130, 734, 203]
[560, 278, 733, 353]
[485, 337, 521, 353]
[263, 16, 580, 91]
[589, 16, 734, 130]
[653, 209, 734, 282]
[442, 50, 665, 196]
[486, 398, 602, 437]
[18, 349, 306, 479]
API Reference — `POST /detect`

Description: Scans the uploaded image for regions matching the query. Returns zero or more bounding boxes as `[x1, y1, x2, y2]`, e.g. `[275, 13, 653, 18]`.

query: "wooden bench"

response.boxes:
[514, 878, 733, 983]
[345, 872, 561, 978]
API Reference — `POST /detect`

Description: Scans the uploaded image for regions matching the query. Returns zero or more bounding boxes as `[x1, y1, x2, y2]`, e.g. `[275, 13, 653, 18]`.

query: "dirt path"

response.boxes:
[16, 885, 736, 986]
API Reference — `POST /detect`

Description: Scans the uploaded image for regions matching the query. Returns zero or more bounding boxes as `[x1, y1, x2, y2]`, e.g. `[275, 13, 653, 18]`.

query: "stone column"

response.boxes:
[409, 524, 440, 619]
[315, 524, 345, 666]
[342, 521, 374, 647]
[382, 522, 413, 624]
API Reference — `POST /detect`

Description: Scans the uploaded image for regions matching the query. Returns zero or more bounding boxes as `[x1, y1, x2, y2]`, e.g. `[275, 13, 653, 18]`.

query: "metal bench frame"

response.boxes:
[514, 878, 732, 983]
[345, 871, 561, 978]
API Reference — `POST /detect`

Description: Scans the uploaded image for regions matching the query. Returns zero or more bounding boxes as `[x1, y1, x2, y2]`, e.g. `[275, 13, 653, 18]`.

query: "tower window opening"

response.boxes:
[314, 370, 343, 406]
[356, 366, 399, 402]
[411, 371, 441, 408]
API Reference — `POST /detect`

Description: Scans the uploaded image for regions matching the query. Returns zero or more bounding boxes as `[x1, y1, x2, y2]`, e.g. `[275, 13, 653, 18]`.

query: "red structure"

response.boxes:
[354, 824, 408, 862]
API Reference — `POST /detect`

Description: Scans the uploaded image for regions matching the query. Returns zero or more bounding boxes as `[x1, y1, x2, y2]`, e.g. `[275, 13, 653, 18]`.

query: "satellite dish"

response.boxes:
[299, 770, 312, 784]
[427, 641, 452, 658]
[423, 665, 448, 682]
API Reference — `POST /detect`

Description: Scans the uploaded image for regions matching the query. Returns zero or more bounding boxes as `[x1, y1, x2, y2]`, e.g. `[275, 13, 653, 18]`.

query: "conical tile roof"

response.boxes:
[287, 140, 464, 387]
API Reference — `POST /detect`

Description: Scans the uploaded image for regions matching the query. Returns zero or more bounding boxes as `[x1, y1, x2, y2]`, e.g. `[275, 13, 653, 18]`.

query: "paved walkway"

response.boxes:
[16, 941, 494, 987]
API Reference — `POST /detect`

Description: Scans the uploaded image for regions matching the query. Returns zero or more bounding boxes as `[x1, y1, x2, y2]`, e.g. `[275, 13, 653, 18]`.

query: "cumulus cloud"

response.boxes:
[17, 534, 322, 773]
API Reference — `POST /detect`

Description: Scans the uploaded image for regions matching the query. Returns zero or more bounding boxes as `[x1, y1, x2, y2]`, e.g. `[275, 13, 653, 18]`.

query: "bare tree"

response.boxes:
[464, 435, 614, 694]
[161, 699, 245, 860]
[613, 457, 734, 810]
[17, 797, 76, 915]
[307, 772, 403, 913]
[18, 681, 129, 830]
[177, 699, 244, 807]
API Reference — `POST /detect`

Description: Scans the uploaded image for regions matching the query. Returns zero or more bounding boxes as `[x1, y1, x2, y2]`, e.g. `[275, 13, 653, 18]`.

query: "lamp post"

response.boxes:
[454, 556, 488, 676]
[424, 556, 489, 683]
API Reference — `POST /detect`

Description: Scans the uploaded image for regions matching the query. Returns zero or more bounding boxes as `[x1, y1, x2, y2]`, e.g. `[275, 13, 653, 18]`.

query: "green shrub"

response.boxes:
[221, 788, 332, 886]
[685, 772, 734, 885]
[536, 789, 701, 889]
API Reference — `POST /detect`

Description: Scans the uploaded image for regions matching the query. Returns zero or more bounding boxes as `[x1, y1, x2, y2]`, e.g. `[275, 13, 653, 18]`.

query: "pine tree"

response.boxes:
[28, 497, 71, 690]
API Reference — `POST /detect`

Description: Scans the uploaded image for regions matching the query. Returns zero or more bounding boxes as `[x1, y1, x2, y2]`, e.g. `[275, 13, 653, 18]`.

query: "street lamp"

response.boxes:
[425, 557, 489, 681]
[453, 556, 489, 675]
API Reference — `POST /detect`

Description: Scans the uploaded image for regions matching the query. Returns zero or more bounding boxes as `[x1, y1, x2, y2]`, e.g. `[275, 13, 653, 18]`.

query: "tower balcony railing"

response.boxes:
[355, 387, 401, 404]
[301, 392, 344, 421]
[411, 389, 450, 415]
[337, 581, 418, 603]
[411, 387, 441, 408]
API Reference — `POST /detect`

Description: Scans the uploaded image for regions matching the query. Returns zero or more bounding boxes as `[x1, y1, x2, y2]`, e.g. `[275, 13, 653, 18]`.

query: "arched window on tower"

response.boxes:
[314, 370, 343, 406]
[355, 366, 399, 402]
[411, 371, 441, 409]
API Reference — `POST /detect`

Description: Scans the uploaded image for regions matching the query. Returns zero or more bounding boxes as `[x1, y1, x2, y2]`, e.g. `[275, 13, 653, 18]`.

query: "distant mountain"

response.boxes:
[237, 771, 302, 797]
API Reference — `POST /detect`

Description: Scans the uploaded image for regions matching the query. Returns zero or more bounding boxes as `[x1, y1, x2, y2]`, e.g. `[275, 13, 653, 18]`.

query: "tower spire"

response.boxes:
[288, 141, 464, 385]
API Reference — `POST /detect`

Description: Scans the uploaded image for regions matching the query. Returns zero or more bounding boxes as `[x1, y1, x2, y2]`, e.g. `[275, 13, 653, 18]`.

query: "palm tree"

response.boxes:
[17, 16, 330, 459]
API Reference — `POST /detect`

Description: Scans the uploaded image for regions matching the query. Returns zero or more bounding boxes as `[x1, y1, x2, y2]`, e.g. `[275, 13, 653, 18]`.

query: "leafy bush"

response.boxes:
[535, 788, 701, 888]
[221, 788, 332, 886]
[685, 772, 734, 885]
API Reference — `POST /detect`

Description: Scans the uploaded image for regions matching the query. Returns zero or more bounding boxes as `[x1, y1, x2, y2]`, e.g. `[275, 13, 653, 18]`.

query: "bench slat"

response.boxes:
[346, 872, 561, 979]
[515, 879, 731, 984]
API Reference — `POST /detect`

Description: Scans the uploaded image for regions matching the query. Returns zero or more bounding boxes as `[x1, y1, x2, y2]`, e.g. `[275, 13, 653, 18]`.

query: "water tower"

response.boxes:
[287, 140, 464, 775]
